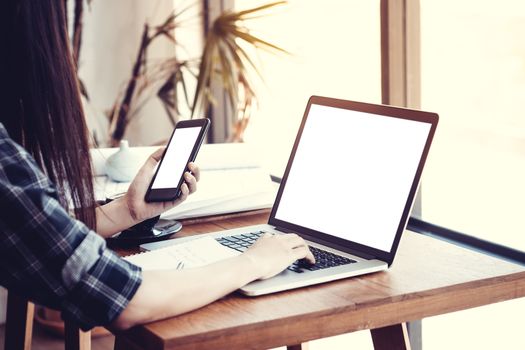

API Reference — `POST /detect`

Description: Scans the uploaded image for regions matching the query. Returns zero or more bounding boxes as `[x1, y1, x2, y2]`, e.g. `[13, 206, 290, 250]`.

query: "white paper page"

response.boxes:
[163, 190, 277, 220]
[124, 237, 240, 270]
[160, 168, 274, 216]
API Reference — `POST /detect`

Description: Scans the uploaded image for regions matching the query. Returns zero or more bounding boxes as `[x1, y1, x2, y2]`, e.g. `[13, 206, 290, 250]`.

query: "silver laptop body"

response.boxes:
[141, 96, 438, 296]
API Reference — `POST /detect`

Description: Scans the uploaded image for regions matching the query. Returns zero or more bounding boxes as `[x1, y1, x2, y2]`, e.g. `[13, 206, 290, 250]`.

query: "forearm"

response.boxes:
[111, 254, 260, 330]
[95, 196, 137, 237]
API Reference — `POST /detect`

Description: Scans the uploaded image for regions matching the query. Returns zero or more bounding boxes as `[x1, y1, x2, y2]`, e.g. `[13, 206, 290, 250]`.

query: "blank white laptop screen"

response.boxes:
[274, 104, 432, 252]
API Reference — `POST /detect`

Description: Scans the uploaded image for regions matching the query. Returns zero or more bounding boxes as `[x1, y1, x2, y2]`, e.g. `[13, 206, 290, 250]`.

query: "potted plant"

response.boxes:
[70, 0, 288, 146]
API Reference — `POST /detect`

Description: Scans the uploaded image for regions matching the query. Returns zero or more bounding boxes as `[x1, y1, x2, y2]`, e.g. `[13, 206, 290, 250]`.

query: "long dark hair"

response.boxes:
[0, 0, 96, 228]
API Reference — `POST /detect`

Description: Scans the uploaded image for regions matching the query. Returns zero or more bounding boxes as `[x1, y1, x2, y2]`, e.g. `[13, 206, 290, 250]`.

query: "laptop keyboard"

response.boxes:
[216, 231, 357, 273]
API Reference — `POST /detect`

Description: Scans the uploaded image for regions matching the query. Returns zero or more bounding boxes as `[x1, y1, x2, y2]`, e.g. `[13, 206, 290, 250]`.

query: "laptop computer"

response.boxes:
[141, 96, 438, 296]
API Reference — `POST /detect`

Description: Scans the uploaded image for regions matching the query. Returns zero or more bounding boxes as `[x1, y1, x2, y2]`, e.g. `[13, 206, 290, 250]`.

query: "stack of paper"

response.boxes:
[91, 143, 278, 220]
[161, 168, 276, 220]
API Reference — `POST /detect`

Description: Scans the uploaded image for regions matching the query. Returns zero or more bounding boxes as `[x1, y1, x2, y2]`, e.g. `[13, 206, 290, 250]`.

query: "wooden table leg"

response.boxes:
[4, 293, 34, 350]
[287, 343, 309, 350]
[64, 321, 91, 350]
[370, 323, 412, 350]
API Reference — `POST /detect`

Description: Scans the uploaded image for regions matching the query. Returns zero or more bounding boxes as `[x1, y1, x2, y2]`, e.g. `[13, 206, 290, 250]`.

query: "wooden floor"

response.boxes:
[0, 322, 114, 350]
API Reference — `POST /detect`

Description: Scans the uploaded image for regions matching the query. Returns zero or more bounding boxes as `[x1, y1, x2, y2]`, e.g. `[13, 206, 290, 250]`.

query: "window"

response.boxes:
[419, 1, 525, 349]
[234, 0, 381, 175]
[420, 0, 525, 252]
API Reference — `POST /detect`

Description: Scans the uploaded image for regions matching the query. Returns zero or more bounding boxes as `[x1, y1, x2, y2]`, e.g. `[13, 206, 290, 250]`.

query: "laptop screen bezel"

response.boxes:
[268, 95, 438, 266]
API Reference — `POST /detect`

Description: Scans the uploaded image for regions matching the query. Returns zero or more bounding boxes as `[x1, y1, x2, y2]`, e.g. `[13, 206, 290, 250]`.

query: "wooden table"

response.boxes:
[113, 212, 525, 350]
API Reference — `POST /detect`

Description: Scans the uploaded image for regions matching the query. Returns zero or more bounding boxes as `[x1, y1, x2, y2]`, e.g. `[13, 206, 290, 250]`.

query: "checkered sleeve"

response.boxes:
[60, 234, 142, 330]
[0, 124, 142, 330]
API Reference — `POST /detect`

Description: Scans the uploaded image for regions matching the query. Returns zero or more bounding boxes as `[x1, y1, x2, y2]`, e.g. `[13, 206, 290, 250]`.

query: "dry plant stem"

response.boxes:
[110, 23, 150, 145]
[157, 73, 178, 126]
[109, 11, 186, 145]
[72, 0, 84, 68]
[125, 59, 197, 127]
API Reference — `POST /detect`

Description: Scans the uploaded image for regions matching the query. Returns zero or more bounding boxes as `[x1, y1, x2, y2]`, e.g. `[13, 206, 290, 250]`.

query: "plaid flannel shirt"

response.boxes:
[0, 123, 142, 330]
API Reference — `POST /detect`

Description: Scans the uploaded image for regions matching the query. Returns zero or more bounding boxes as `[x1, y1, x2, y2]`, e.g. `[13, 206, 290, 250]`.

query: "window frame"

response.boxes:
[381, 0, 525, 262]
[203, 0, 235, 143]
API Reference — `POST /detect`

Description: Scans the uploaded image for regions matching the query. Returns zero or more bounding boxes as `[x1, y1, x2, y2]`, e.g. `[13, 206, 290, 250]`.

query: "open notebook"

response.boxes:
[123, 237, 240, 270]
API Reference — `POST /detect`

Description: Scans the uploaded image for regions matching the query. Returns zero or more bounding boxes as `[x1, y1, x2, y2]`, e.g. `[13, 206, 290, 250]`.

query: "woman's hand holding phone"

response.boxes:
[124, 148, 200, 223]
[109, 118, 208, 231]
[144, 118, 209, 202]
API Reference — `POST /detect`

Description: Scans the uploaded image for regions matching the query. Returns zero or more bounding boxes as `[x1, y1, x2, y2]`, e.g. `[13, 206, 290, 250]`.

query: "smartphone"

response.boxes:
[144, 118, 210, 202]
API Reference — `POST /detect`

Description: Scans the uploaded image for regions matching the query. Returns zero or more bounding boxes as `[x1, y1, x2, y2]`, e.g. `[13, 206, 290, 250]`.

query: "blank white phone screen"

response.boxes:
[274, 104, 432, 252]
[151, 127, 201, 189]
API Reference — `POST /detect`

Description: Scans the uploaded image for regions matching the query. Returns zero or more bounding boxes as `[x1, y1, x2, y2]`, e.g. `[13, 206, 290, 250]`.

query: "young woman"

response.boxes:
[0, 0, 314, 331]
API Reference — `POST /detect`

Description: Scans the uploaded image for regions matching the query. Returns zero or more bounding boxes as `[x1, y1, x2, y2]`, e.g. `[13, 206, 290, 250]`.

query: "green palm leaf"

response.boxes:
[191, 0, 289, 130]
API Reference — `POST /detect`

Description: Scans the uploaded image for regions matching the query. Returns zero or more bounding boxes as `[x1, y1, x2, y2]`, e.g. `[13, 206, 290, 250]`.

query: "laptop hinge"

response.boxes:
[275, 226, 376, 260]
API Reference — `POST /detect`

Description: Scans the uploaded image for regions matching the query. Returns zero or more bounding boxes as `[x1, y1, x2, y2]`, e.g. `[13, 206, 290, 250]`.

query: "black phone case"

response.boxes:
[144, 118, 210, 202]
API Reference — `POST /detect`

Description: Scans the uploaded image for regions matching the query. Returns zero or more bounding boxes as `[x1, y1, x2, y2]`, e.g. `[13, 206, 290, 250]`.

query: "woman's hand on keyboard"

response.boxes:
[243, 233, 315, 280]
